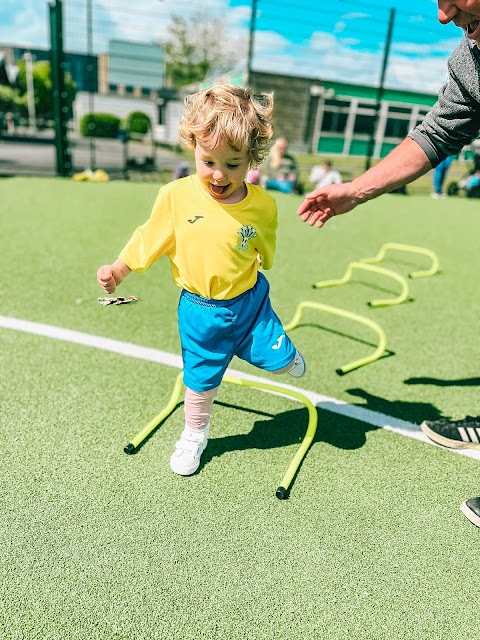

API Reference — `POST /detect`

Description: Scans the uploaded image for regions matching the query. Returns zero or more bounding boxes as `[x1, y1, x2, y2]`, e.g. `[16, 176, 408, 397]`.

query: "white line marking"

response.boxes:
[1, 314, 479, 461]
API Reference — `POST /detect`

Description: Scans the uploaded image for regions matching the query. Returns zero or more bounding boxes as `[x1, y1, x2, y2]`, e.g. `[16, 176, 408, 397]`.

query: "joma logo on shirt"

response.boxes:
[188, 215, 204, 224]
[236, 225, 257, 251]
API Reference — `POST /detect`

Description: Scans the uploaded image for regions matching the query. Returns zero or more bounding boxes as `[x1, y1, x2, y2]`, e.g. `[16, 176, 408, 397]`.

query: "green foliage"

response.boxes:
[164, 15, 238, 88]
[0, 85, 27, 113]
[124, 111, 151, 138]
[16, 60, 76, 118]
[80, 113, 121, 138]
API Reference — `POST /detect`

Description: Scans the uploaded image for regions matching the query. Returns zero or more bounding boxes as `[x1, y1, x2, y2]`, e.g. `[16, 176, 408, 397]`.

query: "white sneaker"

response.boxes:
[170, 424, 210, 476]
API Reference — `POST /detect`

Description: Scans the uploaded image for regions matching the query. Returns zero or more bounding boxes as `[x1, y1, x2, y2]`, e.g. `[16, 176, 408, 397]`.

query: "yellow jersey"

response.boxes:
[119, 174, 277, 300]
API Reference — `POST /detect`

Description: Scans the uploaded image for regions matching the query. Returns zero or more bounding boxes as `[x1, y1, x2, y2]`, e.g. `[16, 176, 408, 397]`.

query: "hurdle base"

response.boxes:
[124, 443, 137, 455]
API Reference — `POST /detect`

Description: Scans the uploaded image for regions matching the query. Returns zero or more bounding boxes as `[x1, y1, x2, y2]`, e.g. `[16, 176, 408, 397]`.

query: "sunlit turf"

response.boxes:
[1, 177, 479, 640]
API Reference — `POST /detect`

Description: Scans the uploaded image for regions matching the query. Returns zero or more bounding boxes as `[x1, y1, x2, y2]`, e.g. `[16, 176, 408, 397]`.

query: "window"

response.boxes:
[322, 110, 348, 133]
[322, 98, 350, 133]
[384, 117, 409, 138]
[388, 105, 412, 115]
[353, 113, 376, 135]
[324, 98, 350, 110]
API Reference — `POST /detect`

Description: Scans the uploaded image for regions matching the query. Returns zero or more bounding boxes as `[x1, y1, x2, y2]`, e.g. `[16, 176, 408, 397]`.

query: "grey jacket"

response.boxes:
[409, 36, 480, 167]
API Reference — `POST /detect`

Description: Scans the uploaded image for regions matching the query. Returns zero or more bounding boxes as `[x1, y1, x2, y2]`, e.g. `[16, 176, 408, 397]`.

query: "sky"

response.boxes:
[0, 0, 465, 93]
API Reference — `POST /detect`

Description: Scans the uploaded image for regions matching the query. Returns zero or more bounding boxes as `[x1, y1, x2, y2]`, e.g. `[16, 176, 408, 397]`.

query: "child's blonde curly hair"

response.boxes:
[179, 82, 274, 168]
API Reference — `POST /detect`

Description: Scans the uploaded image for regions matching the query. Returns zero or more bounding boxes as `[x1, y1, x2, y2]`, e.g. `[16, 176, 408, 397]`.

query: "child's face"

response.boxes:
[194, 140, 250, 203]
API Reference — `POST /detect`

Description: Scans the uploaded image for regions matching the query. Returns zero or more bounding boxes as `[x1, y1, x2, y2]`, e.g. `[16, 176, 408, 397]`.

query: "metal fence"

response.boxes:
[0, 0, 462, 179]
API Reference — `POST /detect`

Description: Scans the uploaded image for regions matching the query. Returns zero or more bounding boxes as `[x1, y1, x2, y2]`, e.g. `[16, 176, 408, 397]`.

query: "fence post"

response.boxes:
[365, 7, 395, 171]
[49, 0, 72, 177]
[246, 0, 258, 85]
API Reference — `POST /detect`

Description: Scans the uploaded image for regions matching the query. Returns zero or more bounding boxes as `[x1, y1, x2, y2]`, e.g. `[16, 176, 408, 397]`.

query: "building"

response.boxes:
[249, 70, 438, 158]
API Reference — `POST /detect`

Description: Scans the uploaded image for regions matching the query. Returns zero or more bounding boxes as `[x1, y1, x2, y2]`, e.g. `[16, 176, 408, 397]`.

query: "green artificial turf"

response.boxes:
[1, 177, 480, 640]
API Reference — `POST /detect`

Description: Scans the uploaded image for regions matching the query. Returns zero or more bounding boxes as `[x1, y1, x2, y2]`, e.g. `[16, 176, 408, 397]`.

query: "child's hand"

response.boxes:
[97, 265, 118, 293]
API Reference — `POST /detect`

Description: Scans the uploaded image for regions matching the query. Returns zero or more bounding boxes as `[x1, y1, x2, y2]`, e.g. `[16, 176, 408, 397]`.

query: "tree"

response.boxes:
[0, 85, 27, 114]
[16, 59, 76, 119]
[163, 14, 246, 88]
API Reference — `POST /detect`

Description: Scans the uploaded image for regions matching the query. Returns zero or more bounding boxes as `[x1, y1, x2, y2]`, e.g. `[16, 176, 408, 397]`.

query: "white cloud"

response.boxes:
[0, 3, 49, 48]
[252, 28, 458, 93]
[341, 13, 369, 20]
[0, 1, 463, 94]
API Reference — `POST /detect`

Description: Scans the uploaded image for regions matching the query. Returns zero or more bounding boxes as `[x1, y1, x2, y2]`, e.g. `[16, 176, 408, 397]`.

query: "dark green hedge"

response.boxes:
[125, 111, 151, 137]
[80, 113, 121, 138]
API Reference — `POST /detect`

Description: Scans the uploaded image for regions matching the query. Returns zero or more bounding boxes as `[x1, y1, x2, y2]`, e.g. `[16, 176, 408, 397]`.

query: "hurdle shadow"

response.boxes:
[404, 376, 480, 387]
[200, 401, 385, 468]
[323, 278, 415, 304]
[345, 388, 445, 424]
[378, 256, 443, 276]
[293, 322, 395, 361]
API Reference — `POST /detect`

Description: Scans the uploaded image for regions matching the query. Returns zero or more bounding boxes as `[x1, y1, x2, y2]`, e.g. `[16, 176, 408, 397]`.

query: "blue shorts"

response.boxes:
[178, 272, 297, 392]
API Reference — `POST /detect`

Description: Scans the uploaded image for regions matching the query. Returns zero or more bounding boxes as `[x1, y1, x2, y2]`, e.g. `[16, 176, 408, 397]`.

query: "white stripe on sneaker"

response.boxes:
[467, 427, 479, 443]
[476, 428, 480, 440]
[458, 427, 471, 442]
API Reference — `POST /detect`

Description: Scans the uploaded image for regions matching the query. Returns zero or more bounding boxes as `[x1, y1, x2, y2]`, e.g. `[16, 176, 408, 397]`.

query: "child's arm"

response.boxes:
[97, 259, 131, 294]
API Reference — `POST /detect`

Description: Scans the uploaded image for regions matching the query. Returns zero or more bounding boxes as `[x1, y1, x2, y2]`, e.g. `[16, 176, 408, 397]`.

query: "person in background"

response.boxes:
[173, 161, 190, 180]
[309, 159, 342, 189]
[296, 0, 480, 529]
[246, 167, 261, 185]
[431, 155, 453, 198]
[262, 137, 303, 194]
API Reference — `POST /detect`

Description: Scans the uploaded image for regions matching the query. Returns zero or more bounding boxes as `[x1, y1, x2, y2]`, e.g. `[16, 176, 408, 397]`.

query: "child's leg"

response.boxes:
[272, 349, 306, 378]
[184, 386, 219, 429]
[170, 386, 219, 477]
[234, 274, 306, 379]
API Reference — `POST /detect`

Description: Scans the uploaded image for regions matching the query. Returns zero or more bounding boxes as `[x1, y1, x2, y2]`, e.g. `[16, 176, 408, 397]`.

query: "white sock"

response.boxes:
[287, 350, 306, 378]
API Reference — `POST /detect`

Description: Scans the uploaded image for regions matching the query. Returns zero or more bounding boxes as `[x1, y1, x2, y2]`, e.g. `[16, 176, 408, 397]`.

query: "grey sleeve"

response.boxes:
[408, 52, 480, 167]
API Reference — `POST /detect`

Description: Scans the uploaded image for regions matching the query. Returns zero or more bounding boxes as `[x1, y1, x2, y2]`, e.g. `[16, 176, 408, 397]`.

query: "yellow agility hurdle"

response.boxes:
[284, 301, 387, 374]
[312, 261, 409, 307]
[359, 242, 440, 279]
[124, 372, 184, 455]
[124, 371, 318, 500]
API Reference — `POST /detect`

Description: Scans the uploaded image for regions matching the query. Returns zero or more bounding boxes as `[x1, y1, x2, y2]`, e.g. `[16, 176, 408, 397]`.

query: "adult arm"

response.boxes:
[297, 137, 431, 228]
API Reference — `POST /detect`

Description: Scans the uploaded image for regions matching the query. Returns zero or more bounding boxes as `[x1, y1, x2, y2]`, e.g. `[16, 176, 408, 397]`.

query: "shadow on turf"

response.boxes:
[404, 376, 480, 387]
[291, 323, 396, 361]
[345, 388, 444, 424]
[330, 277, 416, 303]
[129, 390, 442, 463]
[201, 402, 384, 469]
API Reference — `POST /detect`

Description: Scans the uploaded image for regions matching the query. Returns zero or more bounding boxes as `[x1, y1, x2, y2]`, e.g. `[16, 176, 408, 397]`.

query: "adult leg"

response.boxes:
[421, 415, 480, 528]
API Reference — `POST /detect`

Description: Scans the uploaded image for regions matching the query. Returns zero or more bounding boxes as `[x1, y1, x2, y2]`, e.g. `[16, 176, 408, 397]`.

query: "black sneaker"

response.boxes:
[461, 497, 480, 528]
[420, 416, 480, 449]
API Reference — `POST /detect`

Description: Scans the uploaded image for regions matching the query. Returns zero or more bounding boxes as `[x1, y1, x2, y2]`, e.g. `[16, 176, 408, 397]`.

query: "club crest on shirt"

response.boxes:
[236, 225, 257, 251]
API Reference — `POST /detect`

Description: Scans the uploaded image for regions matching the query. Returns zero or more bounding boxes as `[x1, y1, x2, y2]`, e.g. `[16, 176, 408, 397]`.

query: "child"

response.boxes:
[97, 83, 306, 476]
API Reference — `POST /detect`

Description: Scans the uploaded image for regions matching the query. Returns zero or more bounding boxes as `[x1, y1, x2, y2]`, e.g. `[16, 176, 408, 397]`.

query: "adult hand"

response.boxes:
[296, 182, 365, 228]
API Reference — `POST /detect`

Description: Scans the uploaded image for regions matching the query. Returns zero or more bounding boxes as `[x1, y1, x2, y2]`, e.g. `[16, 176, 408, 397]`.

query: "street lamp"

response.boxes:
[23, 52, 37, 132]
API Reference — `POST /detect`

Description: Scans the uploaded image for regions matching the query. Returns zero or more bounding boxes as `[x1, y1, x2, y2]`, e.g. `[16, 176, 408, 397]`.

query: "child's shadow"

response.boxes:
[345, 388, 445, 424]
[201, 399, 384, 466]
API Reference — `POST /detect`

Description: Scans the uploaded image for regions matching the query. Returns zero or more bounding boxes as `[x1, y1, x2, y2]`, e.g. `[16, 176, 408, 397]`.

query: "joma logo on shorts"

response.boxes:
[272, 335, 285, 350]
